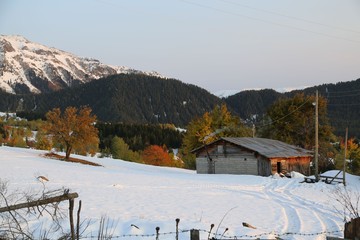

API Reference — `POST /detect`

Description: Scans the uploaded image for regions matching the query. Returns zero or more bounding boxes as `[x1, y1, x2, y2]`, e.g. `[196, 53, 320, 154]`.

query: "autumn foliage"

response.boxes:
[338, 138, 360, 175]
[142, 145, 175, 167]
[45, 106, 99, 159]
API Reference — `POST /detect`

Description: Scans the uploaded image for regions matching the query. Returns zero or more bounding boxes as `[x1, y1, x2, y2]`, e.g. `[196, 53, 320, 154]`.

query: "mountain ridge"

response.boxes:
[0, 35, 163, 94]
[0, 73, 223, 127]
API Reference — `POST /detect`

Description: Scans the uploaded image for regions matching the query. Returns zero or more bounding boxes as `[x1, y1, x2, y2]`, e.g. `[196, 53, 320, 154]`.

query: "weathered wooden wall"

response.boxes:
[195, 141, 272, 176]
[196, 155, 259, 175]
[195, 140, 311, 176]
[270, 157, 310, 175]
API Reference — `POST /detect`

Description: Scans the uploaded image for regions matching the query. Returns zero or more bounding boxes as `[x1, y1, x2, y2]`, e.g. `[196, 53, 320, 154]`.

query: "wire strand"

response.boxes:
[178, 0, 360, 43]
[255, 97, 312, 129]
[215, 0, 360, 35]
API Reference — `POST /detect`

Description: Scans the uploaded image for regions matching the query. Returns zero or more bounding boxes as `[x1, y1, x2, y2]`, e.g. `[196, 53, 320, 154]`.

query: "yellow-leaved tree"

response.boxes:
[45, 106, 99, 159]
[181, 104, 252, 169]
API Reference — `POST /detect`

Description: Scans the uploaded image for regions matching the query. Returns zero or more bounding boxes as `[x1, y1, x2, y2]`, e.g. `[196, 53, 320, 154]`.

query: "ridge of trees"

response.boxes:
[0, 74, 223, 127]
[224, 78, 360, 138]
[1, 76, 360, 137]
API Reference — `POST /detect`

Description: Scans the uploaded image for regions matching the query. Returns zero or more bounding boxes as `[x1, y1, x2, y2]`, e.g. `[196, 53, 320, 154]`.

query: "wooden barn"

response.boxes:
[192, 137, 312, 176]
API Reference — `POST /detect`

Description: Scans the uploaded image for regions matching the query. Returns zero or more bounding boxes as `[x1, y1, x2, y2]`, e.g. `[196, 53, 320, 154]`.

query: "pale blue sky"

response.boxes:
[1, 0, 360, 93]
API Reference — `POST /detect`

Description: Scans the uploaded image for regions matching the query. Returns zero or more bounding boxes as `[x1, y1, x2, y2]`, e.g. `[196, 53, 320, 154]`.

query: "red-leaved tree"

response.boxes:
[142, 145, 174, 167]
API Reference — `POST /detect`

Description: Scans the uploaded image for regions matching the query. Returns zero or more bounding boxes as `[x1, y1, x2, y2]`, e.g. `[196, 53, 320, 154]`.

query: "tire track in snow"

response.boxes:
[264, 179, 342, 239]
[263, 180, 302, 235]
[284, 187, 343, 237]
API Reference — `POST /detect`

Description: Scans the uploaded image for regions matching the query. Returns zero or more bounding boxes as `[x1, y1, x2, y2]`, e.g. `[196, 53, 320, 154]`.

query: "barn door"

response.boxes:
[277, 162, 282, 173]
[207, 158, 215, 174]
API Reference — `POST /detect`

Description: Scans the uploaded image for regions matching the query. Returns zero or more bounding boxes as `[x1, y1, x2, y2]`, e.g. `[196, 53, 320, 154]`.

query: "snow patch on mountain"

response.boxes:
[0, 35, 164, 94]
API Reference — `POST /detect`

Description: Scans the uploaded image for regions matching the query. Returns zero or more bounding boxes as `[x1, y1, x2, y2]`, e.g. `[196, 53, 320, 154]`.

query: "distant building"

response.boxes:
[192, 137, 312, 176]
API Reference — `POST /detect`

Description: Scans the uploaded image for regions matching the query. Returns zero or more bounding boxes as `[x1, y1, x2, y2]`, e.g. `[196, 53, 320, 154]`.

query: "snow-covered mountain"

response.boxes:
[0, 35, 163, 94]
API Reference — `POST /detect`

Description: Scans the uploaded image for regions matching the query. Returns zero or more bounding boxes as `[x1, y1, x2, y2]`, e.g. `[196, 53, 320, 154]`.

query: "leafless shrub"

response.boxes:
[0, 178, 68, 239]
[332, 186, 360, 222]
[97, 216, 118, 240]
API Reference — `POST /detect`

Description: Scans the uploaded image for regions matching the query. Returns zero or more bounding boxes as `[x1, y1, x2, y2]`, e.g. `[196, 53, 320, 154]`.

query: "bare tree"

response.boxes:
[0, 179, 72, 239]
[1, 179, 115, 239]
[332, 186, 360, 222]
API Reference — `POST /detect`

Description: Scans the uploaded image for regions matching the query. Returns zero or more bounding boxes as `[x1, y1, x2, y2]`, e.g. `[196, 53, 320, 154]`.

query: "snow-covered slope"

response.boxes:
[0, 35, 163, 94]
[1, 146, 358, 239]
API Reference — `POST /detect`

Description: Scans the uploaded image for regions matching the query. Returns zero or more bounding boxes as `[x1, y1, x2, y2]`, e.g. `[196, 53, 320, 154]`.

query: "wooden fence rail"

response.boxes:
[0, 192, 78, 213]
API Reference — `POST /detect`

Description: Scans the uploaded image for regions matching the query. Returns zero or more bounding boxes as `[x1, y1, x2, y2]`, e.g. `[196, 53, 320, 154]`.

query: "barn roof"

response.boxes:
[193, 137, 313, 158]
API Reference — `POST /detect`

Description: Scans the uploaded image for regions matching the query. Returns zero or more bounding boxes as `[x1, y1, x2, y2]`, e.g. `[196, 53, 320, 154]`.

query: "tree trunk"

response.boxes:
[66, 145, 72, 159]
[69, 198, 75, 240]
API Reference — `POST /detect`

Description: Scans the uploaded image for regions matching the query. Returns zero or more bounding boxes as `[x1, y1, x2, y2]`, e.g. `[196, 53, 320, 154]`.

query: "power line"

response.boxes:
[328, 103, 360, 106]
[255, 97, 312, 128]
[178, 0, 360, 43]
[326, 92, 360, 98]
[326, 88, 360, 94]
[327, 89, 360, 94]
[216, 0, 360, 35]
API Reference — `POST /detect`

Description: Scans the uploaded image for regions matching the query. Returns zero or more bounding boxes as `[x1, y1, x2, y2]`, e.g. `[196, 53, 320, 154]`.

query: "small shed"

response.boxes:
[192, 137, 312, 176]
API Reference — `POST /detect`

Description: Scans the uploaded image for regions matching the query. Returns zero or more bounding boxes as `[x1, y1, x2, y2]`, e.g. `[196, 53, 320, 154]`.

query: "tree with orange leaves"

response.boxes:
[337, 138, 360, 175]
[45, 106, 99, 159]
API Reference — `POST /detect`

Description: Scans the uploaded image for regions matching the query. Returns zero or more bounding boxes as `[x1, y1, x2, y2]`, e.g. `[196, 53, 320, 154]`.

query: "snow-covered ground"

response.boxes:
[1, 146, 359, 239]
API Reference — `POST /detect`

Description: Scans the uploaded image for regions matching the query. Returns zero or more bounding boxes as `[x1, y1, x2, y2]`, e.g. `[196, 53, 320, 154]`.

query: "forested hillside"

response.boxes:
[0, 74, 223, 127]
[1, 73, 359, 137]
[295, 80, 360, 138]
[225, 89, 282, 123]
[225, 78, 360, 137]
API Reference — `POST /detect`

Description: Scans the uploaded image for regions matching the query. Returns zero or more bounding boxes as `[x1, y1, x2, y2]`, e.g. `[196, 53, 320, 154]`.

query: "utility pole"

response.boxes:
[343, 127, 348, 186]
[315, 90, 319, 182]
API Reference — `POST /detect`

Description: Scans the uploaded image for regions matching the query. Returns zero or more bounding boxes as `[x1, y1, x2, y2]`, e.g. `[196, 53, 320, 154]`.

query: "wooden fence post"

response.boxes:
[344, 217, 360, 239]
[69, 198, 75, 240]
[156, 226, 160, 240]
[175, 218, 180, 240]
[208, 224, 214, 240]
[190, 229, 199, 240]
[76, 200, 82, 240]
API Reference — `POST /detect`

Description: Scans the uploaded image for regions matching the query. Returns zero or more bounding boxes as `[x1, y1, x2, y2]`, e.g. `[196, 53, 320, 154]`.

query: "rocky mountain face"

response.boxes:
[0, 35, 162, 94]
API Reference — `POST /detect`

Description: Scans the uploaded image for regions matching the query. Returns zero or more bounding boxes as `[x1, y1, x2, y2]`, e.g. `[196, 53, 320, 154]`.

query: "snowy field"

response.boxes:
[1, 146, 359, 240]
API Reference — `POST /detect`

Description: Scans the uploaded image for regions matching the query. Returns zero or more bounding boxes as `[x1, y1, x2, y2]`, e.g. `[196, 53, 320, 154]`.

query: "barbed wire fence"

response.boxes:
[78, 219, 344, 240]
[81, 229, 344, 239]
[0, 187, 348, 240]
